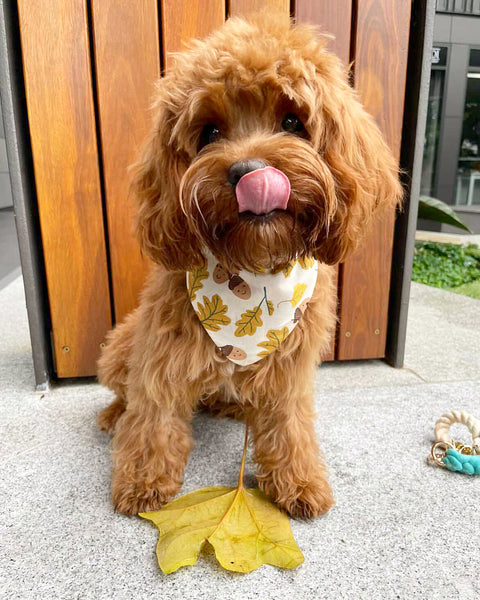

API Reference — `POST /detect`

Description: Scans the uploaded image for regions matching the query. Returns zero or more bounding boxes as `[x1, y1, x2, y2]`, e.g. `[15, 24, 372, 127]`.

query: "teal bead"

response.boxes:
[443, 449, 480, 476]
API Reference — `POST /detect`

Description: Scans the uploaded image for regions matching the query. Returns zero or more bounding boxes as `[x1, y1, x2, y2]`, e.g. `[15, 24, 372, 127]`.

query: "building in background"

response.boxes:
[420, 0, 480, 233]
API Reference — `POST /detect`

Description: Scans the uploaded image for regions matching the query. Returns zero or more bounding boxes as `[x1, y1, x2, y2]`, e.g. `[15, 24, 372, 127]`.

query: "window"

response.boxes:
[455, 49, 480, 206]
[420, 47, 447, 197]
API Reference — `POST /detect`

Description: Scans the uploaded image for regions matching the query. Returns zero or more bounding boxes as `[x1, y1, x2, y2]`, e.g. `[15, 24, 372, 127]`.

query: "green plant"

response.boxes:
[412, 241, 480, 289]
[418, 196, 472, 233]
[450, 279, 480, 300]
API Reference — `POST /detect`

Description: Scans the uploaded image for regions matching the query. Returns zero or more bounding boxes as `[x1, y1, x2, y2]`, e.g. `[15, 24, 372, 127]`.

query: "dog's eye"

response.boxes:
[281, 113, 304, 134]
[198, 124, 221, 151]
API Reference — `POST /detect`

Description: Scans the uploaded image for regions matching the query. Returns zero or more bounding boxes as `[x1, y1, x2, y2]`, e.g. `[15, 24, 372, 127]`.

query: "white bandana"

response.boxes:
[186, 249, 318, 366]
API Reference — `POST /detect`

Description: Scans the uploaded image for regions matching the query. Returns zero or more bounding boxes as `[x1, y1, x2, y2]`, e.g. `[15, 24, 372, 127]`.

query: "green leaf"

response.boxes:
[412, 241, 480, 289]
[140, 486, 304, 574]
[418, 196, 472, 233]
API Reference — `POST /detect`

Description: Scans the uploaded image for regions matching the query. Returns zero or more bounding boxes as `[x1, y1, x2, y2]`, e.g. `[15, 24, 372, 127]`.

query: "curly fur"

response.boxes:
[98, 13, 402, 518]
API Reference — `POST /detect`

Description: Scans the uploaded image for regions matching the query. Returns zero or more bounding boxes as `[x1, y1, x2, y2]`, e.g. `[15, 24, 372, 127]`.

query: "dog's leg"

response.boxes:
[246, 395, 334, 519]
[111, 396, 193, 515]
[98, 396, 126, 434]
[198, 391, 245, 420]
[98, 311, 138, 434]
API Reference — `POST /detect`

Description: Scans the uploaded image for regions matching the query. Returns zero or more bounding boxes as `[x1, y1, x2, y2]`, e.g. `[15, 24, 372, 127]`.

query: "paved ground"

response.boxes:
[0, 276, 479, 600]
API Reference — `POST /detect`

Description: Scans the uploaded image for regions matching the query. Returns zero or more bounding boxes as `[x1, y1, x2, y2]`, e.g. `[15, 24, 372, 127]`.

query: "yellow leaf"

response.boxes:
[271, 261, 295, 277]
[297, 256, 315, 269]
[140, 426, 304, 574]
[290, 283, 307, 307]
[187, 263, 208, 301]
[266, 300, 274, 316]
[234, 306, 263, 337]
[140, 486, 303, 574]
[196, 295, 231, 331]
[257, 327, 290, 357]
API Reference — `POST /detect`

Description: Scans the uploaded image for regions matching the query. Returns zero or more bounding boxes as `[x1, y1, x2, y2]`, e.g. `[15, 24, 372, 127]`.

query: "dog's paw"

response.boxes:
[98, 398, 126, 434]
[282, 482, 335, 519]
[112, 478, 180, 515]
[261, 476, 335, 520]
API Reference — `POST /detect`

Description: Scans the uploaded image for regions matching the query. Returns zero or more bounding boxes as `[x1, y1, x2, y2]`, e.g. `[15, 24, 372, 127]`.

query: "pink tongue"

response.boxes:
[236, 166, 290, 215]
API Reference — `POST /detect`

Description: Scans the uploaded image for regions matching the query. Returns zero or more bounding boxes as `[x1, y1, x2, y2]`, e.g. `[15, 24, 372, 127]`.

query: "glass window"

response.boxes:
[421, 48, 447, 197]
[455, 49, 480, 206]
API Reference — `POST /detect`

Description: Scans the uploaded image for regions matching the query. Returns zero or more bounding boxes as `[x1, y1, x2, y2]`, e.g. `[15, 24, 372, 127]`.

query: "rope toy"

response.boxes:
[429, 411, 480, 475]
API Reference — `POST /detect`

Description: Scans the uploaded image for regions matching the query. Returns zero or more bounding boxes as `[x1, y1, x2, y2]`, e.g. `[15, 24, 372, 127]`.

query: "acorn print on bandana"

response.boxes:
[187, 248, 318, 366]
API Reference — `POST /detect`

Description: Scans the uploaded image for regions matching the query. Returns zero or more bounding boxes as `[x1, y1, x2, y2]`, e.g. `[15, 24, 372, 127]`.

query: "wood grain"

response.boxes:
[18, 0, 112, 377]
[294, 0, 352, 65]
[295, 1, 352, 361]
[161, 0, 224, 69]
[336, 0, 411, 360]
[229, 0, 290, 17]
[91, 0, 160, 323]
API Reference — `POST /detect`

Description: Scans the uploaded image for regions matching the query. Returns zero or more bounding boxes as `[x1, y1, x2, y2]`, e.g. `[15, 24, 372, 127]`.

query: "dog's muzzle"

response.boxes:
[228, 161, 291, 216]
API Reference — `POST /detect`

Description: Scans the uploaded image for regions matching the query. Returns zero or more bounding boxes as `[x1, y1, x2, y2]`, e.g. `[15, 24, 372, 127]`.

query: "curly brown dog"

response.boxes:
[98, 13, 402, 518]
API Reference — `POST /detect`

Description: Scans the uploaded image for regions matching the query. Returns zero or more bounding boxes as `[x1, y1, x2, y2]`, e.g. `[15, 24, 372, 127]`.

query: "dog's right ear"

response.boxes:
[132, 83, 202, 271]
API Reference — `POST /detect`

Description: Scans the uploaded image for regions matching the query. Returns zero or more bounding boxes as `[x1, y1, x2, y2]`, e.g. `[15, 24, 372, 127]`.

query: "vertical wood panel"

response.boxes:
[18, 0, 112, 377]
[295, 0, 352, 361]
[336, 0, 411, 360]
[295, 1, 352, 65]
[229, 0, 290, 17]
[91, 0, 160, 323]
[161, 1, 224, 69]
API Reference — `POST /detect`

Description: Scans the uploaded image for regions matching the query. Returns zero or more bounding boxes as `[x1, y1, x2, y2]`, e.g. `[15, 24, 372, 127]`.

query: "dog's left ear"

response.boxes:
[132, 82, 203, 271]
[312, 77, 403, 265]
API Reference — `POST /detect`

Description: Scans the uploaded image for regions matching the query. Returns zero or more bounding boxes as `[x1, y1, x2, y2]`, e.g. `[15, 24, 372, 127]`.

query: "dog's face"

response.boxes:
[134, 15, 402, 273]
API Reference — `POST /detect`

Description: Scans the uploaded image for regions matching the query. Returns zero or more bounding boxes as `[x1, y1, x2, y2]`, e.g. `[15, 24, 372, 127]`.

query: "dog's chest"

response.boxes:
[186, 250, 317, 366]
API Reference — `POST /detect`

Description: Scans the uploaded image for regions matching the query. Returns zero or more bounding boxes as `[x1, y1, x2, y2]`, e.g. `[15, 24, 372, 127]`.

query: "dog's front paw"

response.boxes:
[260, 474, 334, 520]
[112, 477, 181, 515]
[281, 480, 335, 519]
[98, 398, 126, 434]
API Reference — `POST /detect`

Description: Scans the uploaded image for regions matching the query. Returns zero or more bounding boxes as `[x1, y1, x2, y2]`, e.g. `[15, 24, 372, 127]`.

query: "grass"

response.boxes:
[449, 279, 480, 300]
[412, 241, 480, 300]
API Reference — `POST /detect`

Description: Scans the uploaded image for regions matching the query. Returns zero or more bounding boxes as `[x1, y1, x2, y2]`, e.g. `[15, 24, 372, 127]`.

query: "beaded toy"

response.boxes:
[429, 411, 480, 475]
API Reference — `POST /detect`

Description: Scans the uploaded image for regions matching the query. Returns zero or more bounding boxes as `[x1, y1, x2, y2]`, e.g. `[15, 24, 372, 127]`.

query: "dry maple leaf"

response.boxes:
[140, 428, 304, 574]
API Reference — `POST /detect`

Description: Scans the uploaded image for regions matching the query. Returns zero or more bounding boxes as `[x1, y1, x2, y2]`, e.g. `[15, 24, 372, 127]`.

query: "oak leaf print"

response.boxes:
[257, 327, 290, 357]
[235, 306, 263, 337]
[289, 283, 307, 307]
[271, 261, 294, 278]
[196, 295, 231, 331]
[297, 257, 315, 269]
[187, 263, 209, 301]
[266, 300, 274, 316]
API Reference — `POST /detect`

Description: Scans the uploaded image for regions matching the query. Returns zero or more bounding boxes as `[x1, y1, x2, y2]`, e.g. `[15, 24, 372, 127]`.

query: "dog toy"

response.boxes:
[429, 411, 480, 475]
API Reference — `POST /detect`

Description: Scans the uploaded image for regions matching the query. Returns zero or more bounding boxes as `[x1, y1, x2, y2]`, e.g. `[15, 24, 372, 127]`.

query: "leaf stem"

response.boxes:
[237, 425, 248, 490]
[257, 286, 268, 310]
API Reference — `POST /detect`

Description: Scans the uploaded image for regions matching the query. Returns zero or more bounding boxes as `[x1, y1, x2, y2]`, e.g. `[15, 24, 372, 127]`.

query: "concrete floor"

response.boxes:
[0, 276, 479, 600]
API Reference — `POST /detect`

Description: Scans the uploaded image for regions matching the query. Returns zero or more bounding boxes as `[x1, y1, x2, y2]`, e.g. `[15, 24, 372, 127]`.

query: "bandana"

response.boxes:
[186, 249, 318, 366]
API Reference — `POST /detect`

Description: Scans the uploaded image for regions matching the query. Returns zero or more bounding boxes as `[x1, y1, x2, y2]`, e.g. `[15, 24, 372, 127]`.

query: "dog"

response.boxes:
[97, 13, 402, 518]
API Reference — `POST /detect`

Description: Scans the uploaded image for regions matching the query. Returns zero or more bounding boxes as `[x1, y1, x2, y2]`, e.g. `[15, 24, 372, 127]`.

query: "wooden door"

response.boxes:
[18, 0, 410, 376]
[18, 0, 112, 377]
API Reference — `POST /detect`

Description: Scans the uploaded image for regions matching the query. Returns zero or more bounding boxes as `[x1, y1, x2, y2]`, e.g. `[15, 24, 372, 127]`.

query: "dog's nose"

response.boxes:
[227, 159, 266, 186]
